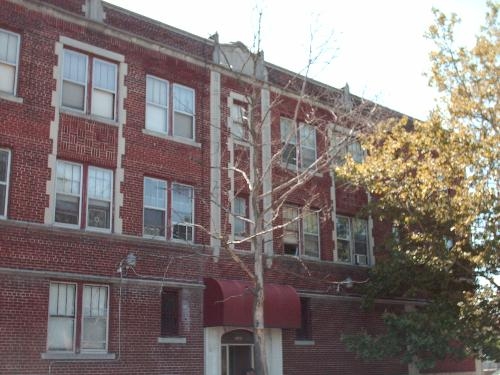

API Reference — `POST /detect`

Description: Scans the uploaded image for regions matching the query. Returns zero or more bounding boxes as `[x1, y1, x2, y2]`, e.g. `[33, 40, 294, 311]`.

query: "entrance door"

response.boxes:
[221, 330, 254, 375]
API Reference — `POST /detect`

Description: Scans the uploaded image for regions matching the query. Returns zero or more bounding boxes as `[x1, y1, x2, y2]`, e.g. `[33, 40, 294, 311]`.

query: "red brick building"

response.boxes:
[0, 1, 479, 374]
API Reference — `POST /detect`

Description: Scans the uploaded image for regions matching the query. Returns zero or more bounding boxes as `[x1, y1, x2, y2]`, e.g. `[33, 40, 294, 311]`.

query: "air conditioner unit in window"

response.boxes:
[355, 254, 368, 265]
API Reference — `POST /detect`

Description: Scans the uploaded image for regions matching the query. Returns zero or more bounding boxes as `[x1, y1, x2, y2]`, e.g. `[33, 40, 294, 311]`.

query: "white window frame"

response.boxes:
[334, 129, 365, 164]
[86, 166, 113, 232]
[233, 196, 247, 238]
[81, 284, 109, 353]
[283, 205, 321, 259]
[302, 209, 320, 258]
[91, 58, 117, 120]
[173, 83, 195, 140]
[0, 28, 21, 96]
[146, 75, 169, 134]
[299, 125, 317, 168]
[54, 160, 83, 228]
[335, 215, 370, 265]
[0, 148, 11, 219]
[62, 49, 118, 121]
[62, 49, 88, 113]
[143, 177, 167, 239]
[280, 117, 317, 169]
[171, 182, 194, 242]
[230, 103, 249, 143]
[47, 282, 77, 352]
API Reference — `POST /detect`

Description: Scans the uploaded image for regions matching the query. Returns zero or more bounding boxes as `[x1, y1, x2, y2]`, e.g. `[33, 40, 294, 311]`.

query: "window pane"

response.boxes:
[0, 185, 5, 216]
[282, 143, 297, 166]
[303, 212, 318, 234]
[91, 89, 114, 119]
[173, 112, 194, 139]
[304, 234, 319, 257]
[348, 141, 364, 163]
[0, 63, 15, 94]
[234, 197, 246, 236]
[337, 239, 351, 262]
[280, 118, 296, 143]
[82, 317, 106, 350]
[0, 31, 19, 64]
[88, 199, 110, 229]
[0, 150, 10, 182]
[173, 85, 194, 114]
[355, 241, 368, 256]
[300, 125, 316, 149]
[146, 104, 168, 133]
[55, 194, 80, 225]
[144, 208, 165, 237]
[353, 219, 367, 241]
[336, 216, 350, 240]
[63, 50, 87, 83]
[62, 81, 85, 110]
[47, 317, 74, 351]
[301, 147, 316, 168]
[93, 60, 116, 92]
[147, 76, 168, 106]
[88, 168, 112, 201]
[144, 178, 166, 209]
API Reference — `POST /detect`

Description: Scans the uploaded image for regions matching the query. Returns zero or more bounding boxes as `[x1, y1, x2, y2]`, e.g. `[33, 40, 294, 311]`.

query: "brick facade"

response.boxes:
[0, 1, 477, 374]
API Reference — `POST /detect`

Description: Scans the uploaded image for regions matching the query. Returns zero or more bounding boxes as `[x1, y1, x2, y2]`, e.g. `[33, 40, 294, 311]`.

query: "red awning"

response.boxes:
[204, 278, 301, 329]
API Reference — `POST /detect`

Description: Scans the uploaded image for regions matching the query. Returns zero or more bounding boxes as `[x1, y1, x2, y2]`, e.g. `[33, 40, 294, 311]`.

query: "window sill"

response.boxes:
[157, 336, 187, 344]
[0, 92, 23, 104]
[294, 340, 315, 346]
[60, 108, 119, 127]
[333, 261, 371, 268]
[279, 162, 323, 177]
[143, 129, 201, 148]
[41, 352, 116, 360]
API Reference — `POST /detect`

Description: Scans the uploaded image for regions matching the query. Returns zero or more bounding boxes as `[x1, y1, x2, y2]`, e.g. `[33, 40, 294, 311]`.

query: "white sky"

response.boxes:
[104, 0, 488, 119]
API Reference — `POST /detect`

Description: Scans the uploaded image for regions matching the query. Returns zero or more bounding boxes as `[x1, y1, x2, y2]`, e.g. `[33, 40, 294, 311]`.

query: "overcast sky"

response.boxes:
[104, 0, 488, 119]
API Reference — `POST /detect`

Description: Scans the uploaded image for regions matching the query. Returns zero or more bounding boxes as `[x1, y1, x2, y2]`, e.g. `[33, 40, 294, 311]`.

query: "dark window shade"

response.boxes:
[161, 289, 179, 336]
[296, 298, 312, 340]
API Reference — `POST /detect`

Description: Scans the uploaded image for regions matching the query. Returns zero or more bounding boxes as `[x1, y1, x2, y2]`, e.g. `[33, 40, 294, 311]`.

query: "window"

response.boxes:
[173, 84, 195, 139]
[336, 138, 364, 164]
[47, 283, 76, 351]
[62, 49, 117, 120]
[143, 177, 167, 237]
[55, 161, 113, 230]
[47, 282, 109, 352]
[87, 167, 113, 230]
[161, 289, 179, 337]
[233, 196, 247, 237]
[143, 178, 194, 242]
[230, 103, 248, 142]
[336, 215, 369, 265]
[172, 183, 194, 241]
[82, 285, 108, 350]
[283, 206, 320, 258]
[145, 76, 196, 141]
[0, 29, 20, 95]
[296, 298, 312, 341]
[146, 76, 168, 133]
[0, 149, 11, 218]
[280, 118, 317, 168]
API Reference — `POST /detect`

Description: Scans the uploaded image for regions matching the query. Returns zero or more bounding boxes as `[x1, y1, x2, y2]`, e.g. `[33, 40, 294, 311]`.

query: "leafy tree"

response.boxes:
[338, 2, 499, 369]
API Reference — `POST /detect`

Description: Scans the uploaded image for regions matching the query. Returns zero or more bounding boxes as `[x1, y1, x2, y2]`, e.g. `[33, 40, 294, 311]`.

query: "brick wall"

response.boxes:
[0, 1, 475, 374]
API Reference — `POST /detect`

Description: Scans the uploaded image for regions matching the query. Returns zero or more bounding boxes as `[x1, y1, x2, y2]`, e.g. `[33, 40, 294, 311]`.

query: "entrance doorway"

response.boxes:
[221, 330, 254, 375]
